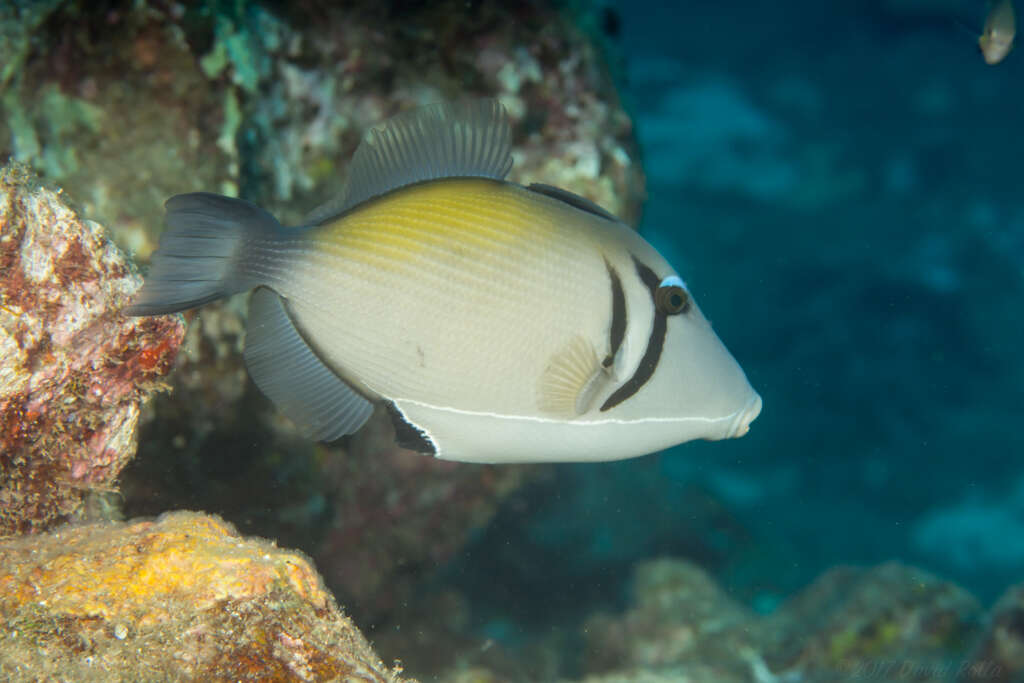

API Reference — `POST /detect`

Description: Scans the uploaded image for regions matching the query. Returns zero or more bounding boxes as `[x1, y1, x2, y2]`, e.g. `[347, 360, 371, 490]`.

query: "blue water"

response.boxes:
[447, 0, 1024, 634]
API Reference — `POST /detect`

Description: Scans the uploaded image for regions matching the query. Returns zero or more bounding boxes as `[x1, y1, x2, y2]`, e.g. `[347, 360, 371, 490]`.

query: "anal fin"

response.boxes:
[244, 288, 373, 441]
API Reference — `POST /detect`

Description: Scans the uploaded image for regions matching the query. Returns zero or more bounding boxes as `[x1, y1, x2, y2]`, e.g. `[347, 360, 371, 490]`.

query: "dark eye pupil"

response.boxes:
[656, 285, 689, 315]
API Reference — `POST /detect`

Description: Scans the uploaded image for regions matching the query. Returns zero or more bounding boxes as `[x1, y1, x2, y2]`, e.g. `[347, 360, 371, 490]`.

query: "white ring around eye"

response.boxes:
[659, 275, 687, 291]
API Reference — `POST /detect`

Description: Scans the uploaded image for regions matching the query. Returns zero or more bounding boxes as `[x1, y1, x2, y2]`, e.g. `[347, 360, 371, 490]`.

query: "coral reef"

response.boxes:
[0, 163, 183, 536]
[0, 1, 63, 89]
[573, 559, 984, 683]
[362, 556, 994, 681]
[360, 556, 1012, 682]
[0, 4, 228, 259]
[765, 562, 982, 681]
[580, 559, 769, 682]
[966, 583, 1024, 682]
[0, 510, 412, 682]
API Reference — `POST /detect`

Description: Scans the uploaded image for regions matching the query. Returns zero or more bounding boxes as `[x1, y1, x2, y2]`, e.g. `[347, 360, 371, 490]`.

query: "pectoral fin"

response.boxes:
[538, 336, 609, 417]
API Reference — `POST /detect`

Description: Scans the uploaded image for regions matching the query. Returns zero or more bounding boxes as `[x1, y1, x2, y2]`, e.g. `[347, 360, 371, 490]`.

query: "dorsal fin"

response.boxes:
[526, 183, 619, 222]
[305, 100, 514, 225]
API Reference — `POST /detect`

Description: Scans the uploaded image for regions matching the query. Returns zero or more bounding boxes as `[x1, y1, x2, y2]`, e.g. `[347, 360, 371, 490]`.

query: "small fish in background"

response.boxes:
[980, 0, 1016, 64]
[127, 100, 761, 463]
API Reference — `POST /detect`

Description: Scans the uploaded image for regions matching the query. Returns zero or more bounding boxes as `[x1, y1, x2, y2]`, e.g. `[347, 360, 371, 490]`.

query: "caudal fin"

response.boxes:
[125, 192, 283, 316]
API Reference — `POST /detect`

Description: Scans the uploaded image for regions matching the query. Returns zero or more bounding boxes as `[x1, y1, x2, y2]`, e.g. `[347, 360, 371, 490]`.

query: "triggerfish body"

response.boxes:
[980, 0, 1016, 64]
[127, 100, 761, 463]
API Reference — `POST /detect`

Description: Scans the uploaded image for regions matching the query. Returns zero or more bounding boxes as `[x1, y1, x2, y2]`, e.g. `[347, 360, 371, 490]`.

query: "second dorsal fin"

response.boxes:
[526, 183, 619, 222]
[306, 99, 514, 225]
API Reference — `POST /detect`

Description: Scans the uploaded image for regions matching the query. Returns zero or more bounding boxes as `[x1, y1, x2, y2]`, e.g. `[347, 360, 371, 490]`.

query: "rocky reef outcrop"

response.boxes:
[0, 163, 183, 535]
[0, 510, 411, 682]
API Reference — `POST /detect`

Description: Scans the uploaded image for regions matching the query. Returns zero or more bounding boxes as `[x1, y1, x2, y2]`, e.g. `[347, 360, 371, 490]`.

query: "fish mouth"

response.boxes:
[728, 393, 762, 438]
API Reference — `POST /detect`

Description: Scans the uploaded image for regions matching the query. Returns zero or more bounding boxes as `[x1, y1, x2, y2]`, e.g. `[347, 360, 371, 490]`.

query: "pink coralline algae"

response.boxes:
[0, 163, 184, 536]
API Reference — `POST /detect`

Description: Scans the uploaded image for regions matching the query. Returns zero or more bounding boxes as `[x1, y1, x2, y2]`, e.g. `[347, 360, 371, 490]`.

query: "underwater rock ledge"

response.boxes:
[0, 510, 412, 682]
[0, 163, 184, 536]
[564, 558, 989, 683]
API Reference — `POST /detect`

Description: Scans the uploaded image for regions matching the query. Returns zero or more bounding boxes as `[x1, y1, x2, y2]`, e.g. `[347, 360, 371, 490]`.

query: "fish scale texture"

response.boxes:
[285, 179, 615, 412]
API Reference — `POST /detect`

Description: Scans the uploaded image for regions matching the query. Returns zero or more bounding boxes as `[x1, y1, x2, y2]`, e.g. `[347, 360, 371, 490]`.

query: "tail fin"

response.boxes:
[125, 192, 283, 316]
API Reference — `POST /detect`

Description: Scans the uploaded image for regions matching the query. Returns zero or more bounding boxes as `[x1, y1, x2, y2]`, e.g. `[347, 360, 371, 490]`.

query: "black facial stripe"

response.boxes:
[600, 257, 667, 411]
[635, 258, 661, 291]
[600, 312, 665, 410]
[603, 259, 626, 368]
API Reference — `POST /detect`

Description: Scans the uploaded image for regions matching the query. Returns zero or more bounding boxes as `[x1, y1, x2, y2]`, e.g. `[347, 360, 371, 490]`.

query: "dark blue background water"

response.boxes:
[447, 0, 1024, 637]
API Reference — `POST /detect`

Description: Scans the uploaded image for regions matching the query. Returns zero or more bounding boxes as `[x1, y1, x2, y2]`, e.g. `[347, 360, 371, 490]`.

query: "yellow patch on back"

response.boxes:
[310, 178, 562, 269]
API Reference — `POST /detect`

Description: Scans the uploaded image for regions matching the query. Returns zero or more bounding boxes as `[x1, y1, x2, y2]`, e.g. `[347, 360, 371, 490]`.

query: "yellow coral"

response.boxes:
[0, 511, 409, 682]
[0, 512, 326, 626]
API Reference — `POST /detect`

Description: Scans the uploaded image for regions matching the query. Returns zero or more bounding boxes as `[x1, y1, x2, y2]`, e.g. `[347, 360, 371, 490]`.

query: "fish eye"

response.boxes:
[655, 276, 690, 315]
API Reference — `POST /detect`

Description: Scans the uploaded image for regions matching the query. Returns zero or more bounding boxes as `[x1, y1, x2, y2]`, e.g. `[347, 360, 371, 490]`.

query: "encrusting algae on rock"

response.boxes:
[0, 510, 412, 682]
[0, 163, 184, 536]
[967, 582, 1024, 682]
[571, 558, 986, 683]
